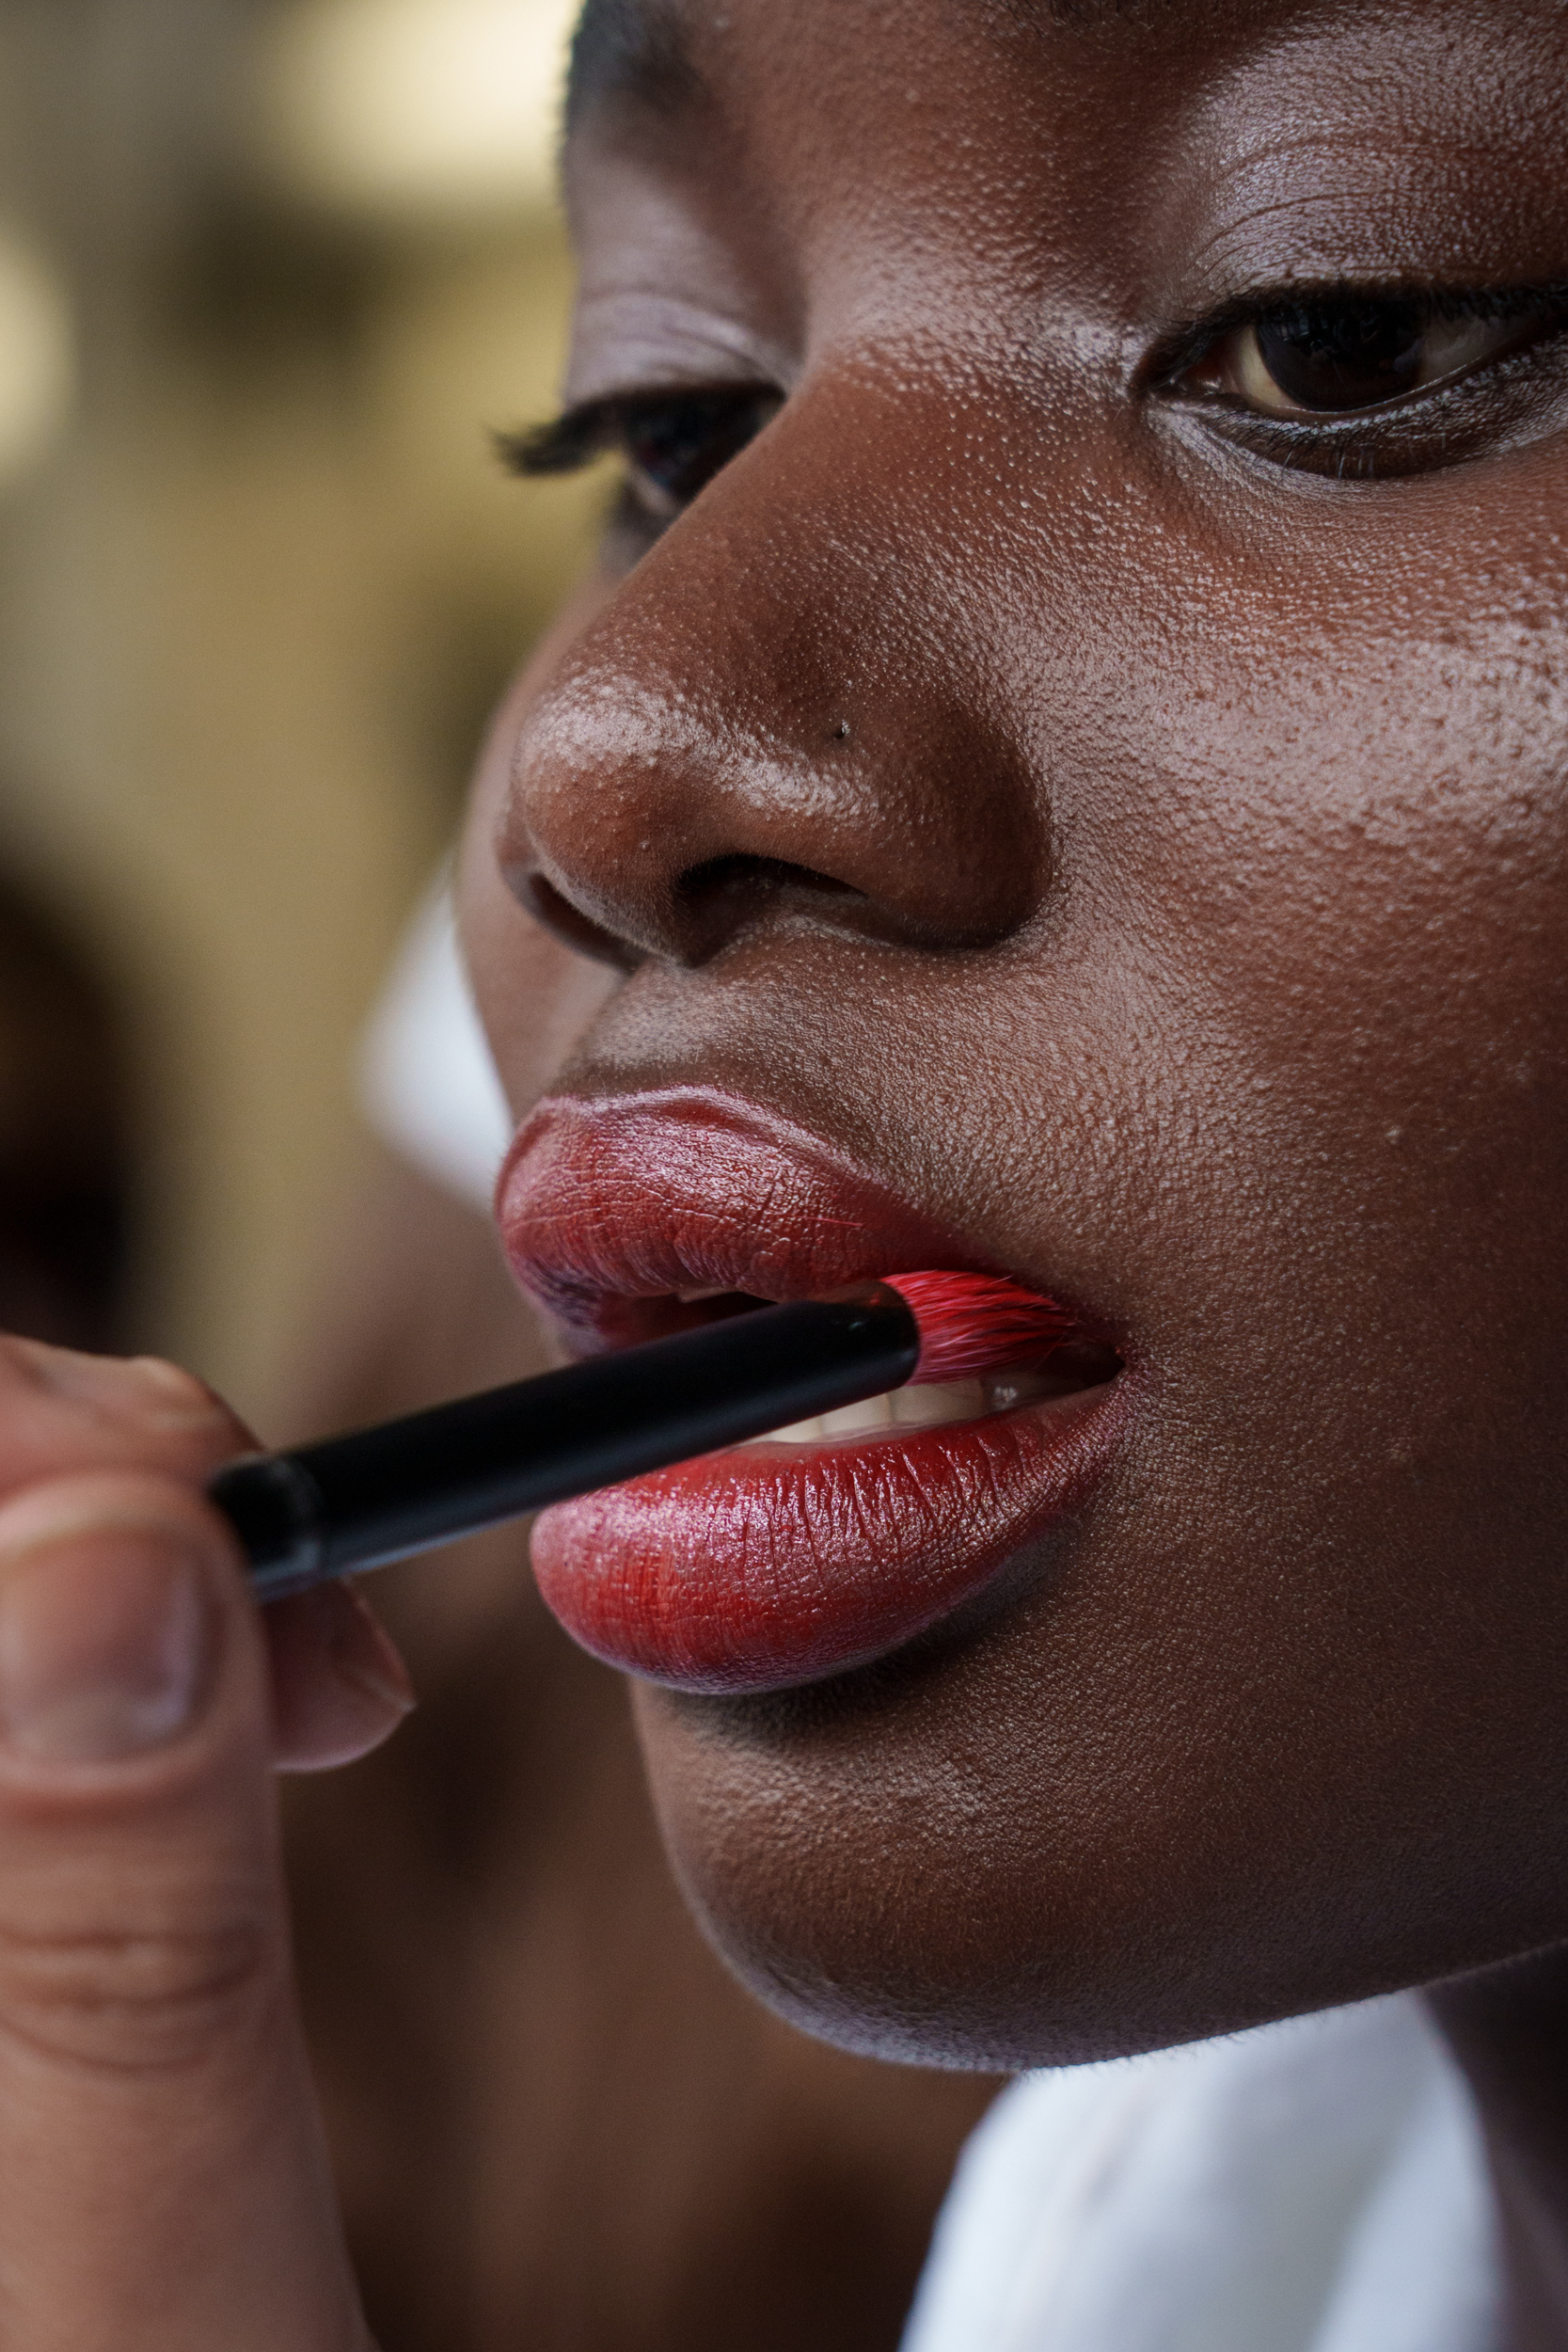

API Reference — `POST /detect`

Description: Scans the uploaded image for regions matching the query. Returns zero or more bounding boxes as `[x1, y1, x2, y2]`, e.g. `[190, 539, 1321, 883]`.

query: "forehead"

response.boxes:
[564, 0, 1172, 128]
[563, 0, 1566, 129]
[558, 0, 1568, 294]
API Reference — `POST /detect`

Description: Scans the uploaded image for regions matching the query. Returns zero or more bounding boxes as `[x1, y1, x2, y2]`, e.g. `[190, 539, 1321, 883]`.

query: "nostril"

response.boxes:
[672, 854, 866, 961]
[516, 872, 642, 972]
[675, 853, 862, 911]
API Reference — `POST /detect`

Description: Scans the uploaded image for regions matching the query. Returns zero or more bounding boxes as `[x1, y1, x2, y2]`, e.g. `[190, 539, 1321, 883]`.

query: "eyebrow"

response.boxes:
[564, 0, 703, 133]
[562, 0, 1148, 135]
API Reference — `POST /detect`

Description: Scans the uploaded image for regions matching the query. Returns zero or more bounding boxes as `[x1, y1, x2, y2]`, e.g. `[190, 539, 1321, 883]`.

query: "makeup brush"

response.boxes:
[208, 1272, 1074, 1602]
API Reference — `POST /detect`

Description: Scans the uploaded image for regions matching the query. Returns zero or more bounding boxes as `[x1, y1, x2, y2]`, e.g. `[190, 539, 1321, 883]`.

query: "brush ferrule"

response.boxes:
[208, 1453, 327, 1599]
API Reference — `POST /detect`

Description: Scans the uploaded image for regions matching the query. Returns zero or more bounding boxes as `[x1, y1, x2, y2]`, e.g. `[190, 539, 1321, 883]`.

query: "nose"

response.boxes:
[497, 377, 1050, 971]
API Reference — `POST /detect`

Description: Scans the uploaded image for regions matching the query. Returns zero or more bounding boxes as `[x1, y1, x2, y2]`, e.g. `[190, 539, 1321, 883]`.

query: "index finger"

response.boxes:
[0, 1341, 253, 1500]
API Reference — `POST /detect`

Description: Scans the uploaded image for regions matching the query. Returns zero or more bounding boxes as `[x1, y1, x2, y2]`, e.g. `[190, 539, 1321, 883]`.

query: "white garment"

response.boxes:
[358, 910, 1505, 2352]
[358, 883, 512, 1212]
[902, 1995, 1499, 2352]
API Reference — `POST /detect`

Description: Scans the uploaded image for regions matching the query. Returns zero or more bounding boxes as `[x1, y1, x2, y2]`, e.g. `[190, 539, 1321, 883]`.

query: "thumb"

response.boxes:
[0, 1470, 372, 2351]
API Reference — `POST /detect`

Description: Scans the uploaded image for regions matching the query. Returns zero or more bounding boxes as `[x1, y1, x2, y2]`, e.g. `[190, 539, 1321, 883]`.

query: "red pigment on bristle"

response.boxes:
[882, 1270, 1077, 1385]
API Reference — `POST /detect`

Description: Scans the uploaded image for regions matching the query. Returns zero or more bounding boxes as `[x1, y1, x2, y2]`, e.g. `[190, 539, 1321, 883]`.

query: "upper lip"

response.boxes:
[498, 1084, 1070, 1357]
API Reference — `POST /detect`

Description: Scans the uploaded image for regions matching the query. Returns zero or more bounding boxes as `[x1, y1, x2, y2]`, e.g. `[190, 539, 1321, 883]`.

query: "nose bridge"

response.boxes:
[501, 370, 1050, 965]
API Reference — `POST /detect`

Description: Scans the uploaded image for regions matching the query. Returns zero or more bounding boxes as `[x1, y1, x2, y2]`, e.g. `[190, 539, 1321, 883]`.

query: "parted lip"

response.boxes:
[496, 1084, 1129, 1694]
[496, 1084, 1057, 1354]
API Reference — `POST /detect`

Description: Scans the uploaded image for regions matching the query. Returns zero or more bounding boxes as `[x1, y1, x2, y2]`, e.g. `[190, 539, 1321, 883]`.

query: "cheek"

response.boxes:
[623, 509, 1568, 2068]
[1042, 457, 1568, 1383]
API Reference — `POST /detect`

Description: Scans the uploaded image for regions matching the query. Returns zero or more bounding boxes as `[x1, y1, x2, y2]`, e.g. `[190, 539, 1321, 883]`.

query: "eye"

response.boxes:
[499, 385, 784, 551]
[1179, 293, 1557, 420]
[617, 388, 783, 517]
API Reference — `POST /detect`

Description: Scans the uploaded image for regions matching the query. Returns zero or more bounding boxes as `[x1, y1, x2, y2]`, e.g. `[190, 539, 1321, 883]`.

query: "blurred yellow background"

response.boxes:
[0, 0, 601, 1422]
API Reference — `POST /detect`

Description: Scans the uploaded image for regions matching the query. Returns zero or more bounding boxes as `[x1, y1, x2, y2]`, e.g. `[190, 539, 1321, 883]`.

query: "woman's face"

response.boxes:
[458, 0, 1568, 2069]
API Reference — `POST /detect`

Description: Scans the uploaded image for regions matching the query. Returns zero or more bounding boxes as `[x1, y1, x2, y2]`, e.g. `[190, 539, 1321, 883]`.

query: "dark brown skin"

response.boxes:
[0, 0, 1566, 2343]
[456, 0, 1568, 2342]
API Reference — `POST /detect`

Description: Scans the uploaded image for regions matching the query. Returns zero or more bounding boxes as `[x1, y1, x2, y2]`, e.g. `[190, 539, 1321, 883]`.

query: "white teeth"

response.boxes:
[821, 1395, 895, 1438]
[766, 1414, 829, 1444]
[750, 1367, 1085, 1449]
[757, 1380, 991, 1445]
[890, 1381, 987, 1428]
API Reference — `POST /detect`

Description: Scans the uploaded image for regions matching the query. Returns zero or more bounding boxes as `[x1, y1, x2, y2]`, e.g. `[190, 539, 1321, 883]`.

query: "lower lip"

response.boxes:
[530, 1381, 1127, 1694]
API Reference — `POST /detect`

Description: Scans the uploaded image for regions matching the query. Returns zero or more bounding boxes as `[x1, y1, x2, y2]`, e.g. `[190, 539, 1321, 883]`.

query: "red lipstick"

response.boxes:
[499, 1089, 1125, 1694]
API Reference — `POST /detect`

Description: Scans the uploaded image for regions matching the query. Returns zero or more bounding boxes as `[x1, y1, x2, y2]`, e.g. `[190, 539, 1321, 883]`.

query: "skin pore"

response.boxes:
[455, 0, 1568, 2339]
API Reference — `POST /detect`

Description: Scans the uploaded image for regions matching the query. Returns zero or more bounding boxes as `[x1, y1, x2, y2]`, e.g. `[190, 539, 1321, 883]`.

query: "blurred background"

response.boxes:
[0, 10, 1000, 2346]
[0, 0, 602, 1416]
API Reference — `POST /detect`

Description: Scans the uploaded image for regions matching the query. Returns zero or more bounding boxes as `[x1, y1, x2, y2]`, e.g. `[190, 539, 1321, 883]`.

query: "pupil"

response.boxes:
[1256, 299, 1426, 412]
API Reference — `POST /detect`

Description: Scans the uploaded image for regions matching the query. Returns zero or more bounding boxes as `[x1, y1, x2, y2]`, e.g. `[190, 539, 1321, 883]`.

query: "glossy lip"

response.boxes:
[498, 1087, 1129, 1694]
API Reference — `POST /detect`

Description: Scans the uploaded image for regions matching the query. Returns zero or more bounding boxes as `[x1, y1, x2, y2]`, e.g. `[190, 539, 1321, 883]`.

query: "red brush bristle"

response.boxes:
[882, 1270, 1077, 1385]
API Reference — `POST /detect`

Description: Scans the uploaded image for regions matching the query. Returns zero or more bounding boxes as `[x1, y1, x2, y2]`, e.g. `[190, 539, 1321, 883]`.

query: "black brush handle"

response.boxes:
[208, 1285, 919, 1601]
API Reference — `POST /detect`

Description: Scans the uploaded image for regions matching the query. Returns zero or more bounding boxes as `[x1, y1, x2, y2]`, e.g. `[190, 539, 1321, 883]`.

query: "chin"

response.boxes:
[626, 1529, 1568, 2076]
[626, 1634, 1269, 2075]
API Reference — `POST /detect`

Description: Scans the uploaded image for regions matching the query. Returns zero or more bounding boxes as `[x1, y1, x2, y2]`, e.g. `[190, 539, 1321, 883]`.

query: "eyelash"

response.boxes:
[497, 388, 783, 545]
[500, 278, 1568, 524]
[1156, 280, 1561, 380]
[1154, 278, 1568, 478]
